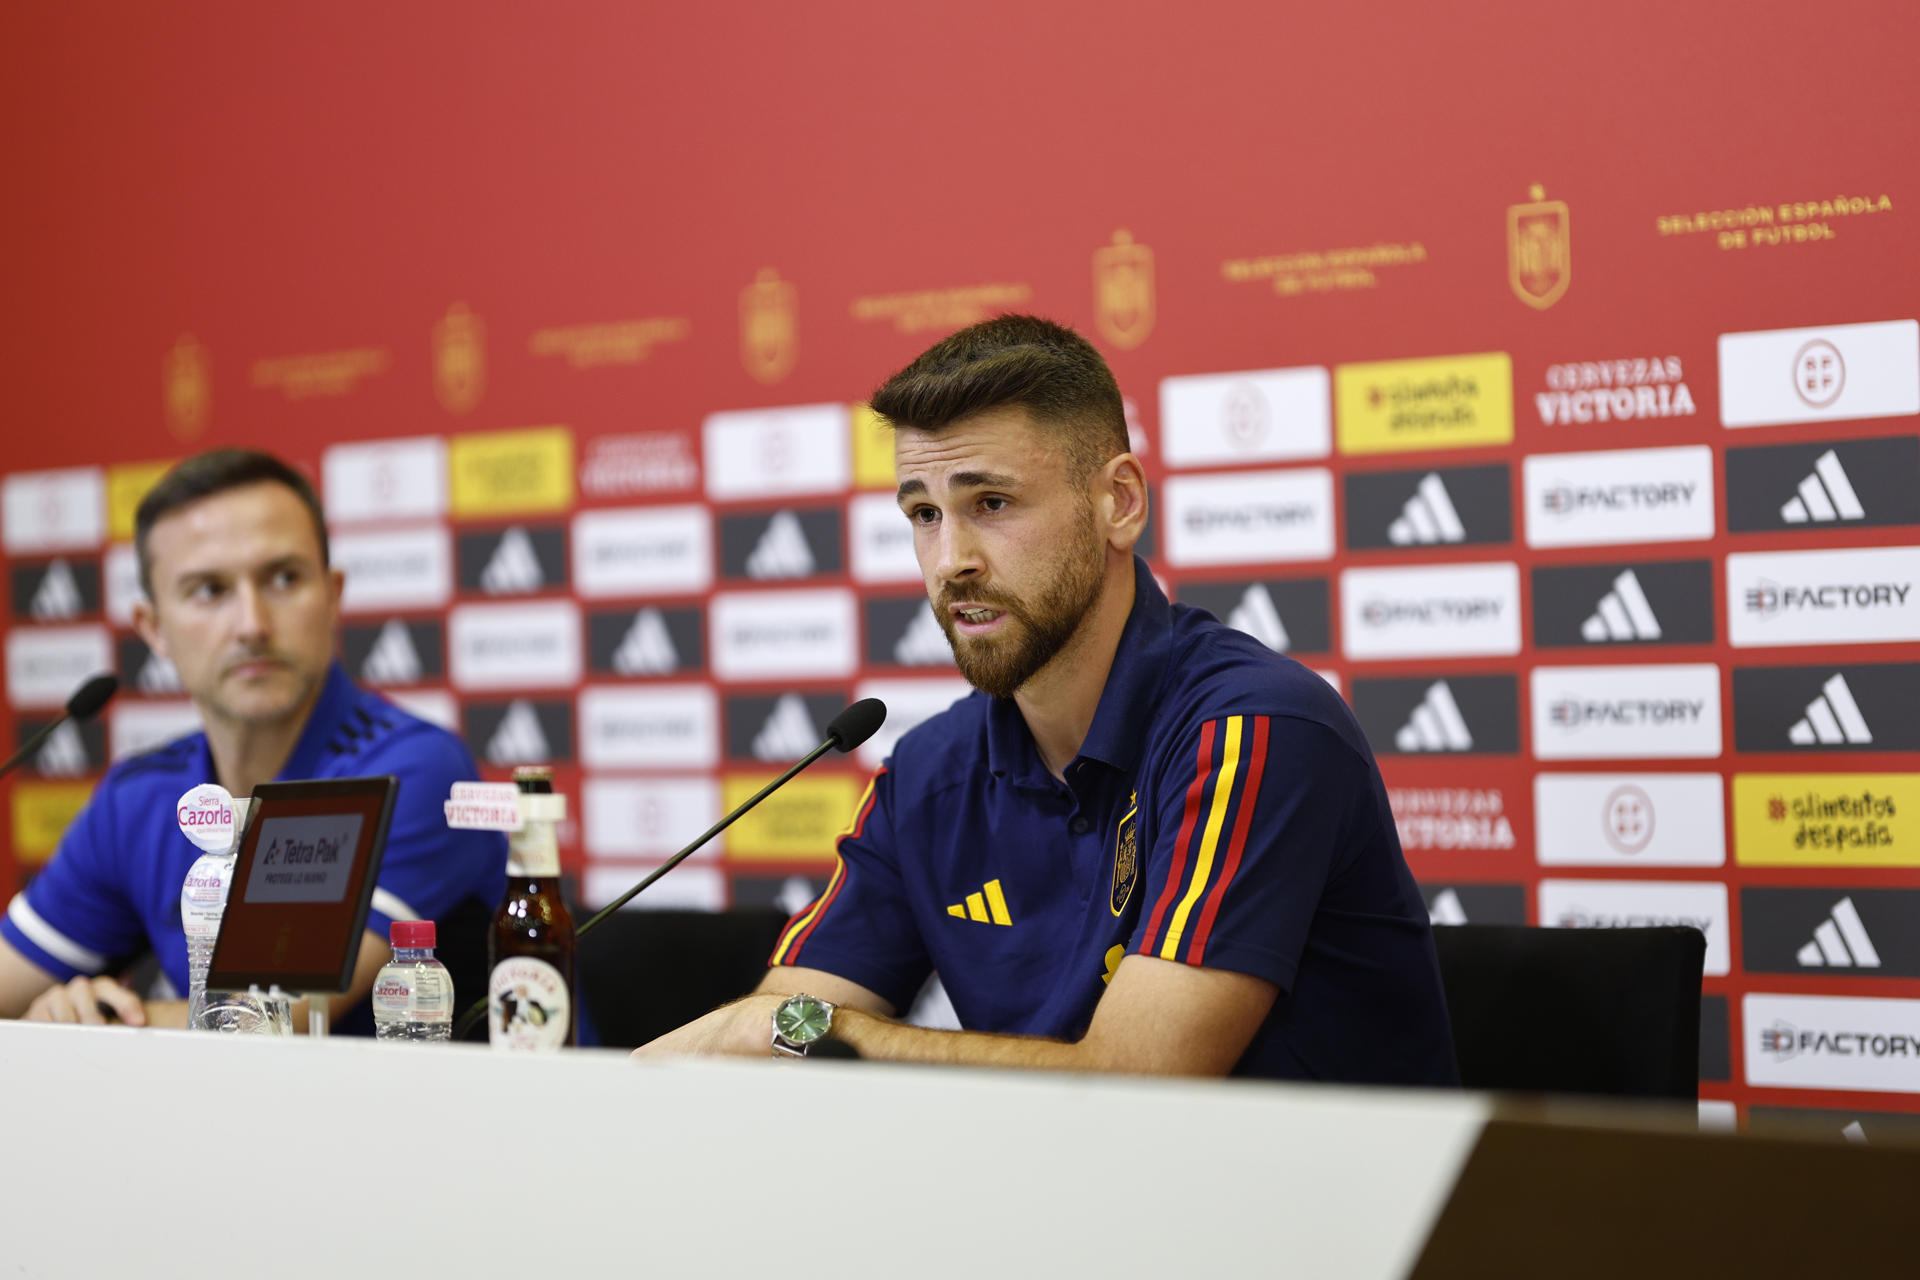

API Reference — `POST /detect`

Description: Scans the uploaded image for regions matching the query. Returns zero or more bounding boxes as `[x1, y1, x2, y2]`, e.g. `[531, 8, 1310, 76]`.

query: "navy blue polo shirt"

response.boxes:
[3, 662, 507, 1036]
[772, 557, 1457, 1085]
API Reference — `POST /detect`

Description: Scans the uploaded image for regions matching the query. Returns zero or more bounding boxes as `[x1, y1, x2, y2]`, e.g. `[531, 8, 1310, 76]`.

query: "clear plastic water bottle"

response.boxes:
[177, 787, 271, 1034]
[372, 920, 454, 1042]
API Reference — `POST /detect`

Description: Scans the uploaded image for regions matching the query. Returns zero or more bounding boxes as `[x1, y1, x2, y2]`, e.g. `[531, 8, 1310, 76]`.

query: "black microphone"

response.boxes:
[0, 673, 118, 780]
[448, 698, 888, 1040]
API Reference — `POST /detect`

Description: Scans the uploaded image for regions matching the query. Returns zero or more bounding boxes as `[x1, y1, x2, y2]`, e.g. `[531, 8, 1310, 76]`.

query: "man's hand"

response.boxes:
[22, 975, 149, 1026]
[631, 993, 788, 1060]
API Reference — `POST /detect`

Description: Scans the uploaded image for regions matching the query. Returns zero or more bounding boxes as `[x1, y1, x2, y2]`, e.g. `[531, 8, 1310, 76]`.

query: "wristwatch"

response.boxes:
[771, 993, 837, 1058]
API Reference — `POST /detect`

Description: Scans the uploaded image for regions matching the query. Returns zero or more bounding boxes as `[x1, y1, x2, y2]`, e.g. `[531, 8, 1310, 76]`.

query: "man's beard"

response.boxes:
[935, 523, 1107, 699]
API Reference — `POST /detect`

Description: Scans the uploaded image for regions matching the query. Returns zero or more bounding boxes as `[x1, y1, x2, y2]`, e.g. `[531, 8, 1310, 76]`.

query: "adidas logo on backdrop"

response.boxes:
[1226, 584, 1291, 651]
[1394, 681, 1475, 752]
[486, 699, 551, 765]
[745, 511, 817, 579]
[360, 619, 424, 685]
[29, 559, 84, 620]
[611, 608, 681, 675]
[1581, 569, 1663, 642]
[480, 527, 547, 594]
[1796, 897, 1882, 968]
[1780, 450, 1865, 524]
[1388, 473, 1468, 546]
[752, 694, 822, 761]
[1788, 673, 1873, 745]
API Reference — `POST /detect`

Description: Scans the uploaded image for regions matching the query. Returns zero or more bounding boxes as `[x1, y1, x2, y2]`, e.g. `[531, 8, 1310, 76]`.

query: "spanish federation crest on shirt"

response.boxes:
[1111, 790, 1140, 915]
[434, 302, 486, 414]
[164, 334, 211, 440]
[1508, 184, 1570, 310]
[1093, 231, 1155, 350]
[740, 268, 797, 384]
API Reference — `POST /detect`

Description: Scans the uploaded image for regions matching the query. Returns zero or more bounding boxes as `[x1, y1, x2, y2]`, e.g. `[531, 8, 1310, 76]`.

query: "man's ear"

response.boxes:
[1096, 453, 1149, 552]
[131, 597, 169, 663]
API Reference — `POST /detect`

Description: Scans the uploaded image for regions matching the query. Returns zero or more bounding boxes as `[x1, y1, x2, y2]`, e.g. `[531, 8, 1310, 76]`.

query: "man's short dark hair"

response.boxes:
[867, 314, 1129, 480]
[134, 448, 329, 598]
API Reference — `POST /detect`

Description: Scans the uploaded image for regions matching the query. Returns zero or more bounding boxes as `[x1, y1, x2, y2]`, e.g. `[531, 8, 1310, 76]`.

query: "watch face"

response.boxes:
[775, 996, 831, 1044]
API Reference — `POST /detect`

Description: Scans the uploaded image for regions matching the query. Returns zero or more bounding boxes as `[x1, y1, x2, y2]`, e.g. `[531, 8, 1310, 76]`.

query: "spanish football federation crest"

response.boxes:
[163, 334, 210, 439]
[740, 268, 797, 384]
[434, 302, 486, 414]
[1093, 230, 1155, 350]
[1111, 790, 1139, 916]
[1508, 185, 1570, 310]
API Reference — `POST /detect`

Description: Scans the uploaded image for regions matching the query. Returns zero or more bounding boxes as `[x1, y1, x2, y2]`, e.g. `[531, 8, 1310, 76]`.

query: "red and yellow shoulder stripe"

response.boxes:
[1139, 715, 1270, 965]
[769, 767, 885, 966]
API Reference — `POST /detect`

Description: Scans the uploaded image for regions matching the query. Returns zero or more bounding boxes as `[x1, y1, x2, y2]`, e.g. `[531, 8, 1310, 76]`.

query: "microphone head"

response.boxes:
[66, 673, 119, 721]
[826, 698, 887, 753]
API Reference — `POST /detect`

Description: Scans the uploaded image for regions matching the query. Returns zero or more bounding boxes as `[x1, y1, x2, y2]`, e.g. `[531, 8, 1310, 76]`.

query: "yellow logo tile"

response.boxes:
[106, 460, 176, 541]
[1733, 773, 1920, 867]
[1334, 352, 1513, 455]
[850, 403, 897, 490]
[448, 427, 574, 517]
[12, 782, 93, 865]
[721, 773, 863, 861]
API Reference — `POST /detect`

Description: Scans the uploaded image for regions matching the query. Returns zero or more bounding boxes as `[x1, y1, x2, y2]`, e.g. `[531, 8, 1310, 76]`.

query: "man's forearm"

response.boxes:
[833, 1009, 1100, 1072]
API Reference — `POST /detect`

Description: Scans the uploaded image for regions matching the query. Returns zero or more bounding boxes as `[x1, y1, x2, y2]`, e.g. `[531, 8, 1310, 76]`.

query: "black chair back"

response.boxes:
[1431, 923, 1706, 1100]
[576, 908, 790, 1049]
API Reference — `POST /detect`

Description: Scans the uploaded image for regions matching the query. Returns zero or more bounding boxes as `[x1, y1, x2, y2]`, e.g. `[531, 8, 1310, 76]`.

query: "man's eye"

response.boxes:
[909, 506, 939, 525]
[189, 582, 223, 602]
[980, 496, 1008, 513]
[270, 568, 301, 589]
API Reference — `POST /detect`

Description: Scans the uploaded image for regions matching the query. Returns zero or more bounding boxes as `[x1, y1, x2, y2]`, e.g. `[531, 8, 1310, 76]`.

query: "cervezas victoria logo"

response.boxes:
[1535, 356, 1695, 425]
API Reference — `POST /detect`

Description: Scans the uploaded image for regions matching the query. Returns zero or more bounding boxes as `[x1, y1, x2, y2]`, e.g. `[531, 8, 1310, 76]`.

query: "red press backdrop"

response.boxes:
[3, 2, 1918, 1132]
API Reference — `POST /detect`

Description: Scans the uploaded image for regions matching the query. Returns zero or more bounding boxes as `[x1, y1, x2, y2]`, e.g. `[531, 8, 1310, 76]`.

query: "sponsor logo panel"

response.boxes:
[1530, 560, 1715, 648]
[101, 544, 141, 626]
[114, 634, 183, 696]
[1162, 469, 1334, 567]
[2, 467, 105, 554]
[731, 872, 833, 915]
[1538, 879, 1730, 976]
[1341, 562, 1521, 660]
[1334, 352, 1514, 455]
[571, 506, 712, 599]
[1744, 994, 1920, 1093]
[448, 427, 574, 517]
[581, 777, 723, 860]
[852, 677, 973, 770]
[447, 601, 581, 690]
[1350, 675, 1520, 757]
[1420, 883, 1527, 926]
[1727, 545, 1920, 647]
[850, 404, 897, 491]
[108, 701, 201, 760]
[341, 619, 444, 687]
[721, 773, 863, 860]
[1175, 577, 1332, 654]
[1719, 319, 1920, 429]
[578, 683, 719, 771]
[462, 699, 575, 766]
[5, 626, 112, 710]
[1530, 664, 1722, 760]
[587, 605, 704, 676]
[1742, 888, 1920, 977]
[105, 461, 173, 542]
[1726, 436, 1920, 532]
[703, 404, 850, 500]
[1701, 996, 1731, 1083]
[322, 436, 447, 523]
[10, 558, 102, 622]
[1733, 663, 1920, 752]
[578, 431, 700, 499]
[709, 588, 858, 682]
[1533, 355, 1697, 426]
[718, 507, 843, 582]
[456, 524, 567, 595]
[333, 526, 452, 614]
[724, 691, 850, 762]
[1733, 773, 1920, 867]
[1389, 783, 1525, 854]
[1534, 773, 1726, 867]
[1157, 366, 1332, 467]
[847, 492, 922, 584]
[1523, 446, 1715, 548]
[582, 864, 727, 913]
[13, 716, 105, 778]
[863, 596, 955, 668]
[1344, 465, 1511, 551]
[11, 782, 95, 865]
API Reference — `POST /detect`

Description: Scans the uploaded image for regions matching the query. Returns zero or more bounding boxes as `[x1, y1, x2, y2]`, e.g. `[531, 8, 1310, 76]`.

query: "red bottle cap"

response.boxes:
[390, 920, 436, 948]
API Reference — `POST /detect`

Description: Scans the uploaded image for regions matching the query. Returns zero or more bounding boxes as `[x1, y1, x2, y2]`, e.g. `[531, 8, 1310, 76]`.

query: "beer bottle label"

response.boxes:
[487, 956, 570, 1050]
[506, 821, 561, 878]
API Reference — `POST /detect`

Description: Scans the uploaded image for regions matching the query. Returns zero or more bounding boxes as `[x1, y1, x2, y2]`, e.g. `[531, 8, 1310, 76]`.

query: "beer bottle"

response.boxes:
[487, 766, 576, 1050]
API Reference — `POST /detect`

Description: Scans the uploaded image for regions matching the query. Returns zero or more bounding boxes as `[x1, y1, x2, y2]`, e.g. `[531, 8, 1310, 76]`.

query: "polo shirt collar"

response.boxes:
[984, 556, 1173, 786]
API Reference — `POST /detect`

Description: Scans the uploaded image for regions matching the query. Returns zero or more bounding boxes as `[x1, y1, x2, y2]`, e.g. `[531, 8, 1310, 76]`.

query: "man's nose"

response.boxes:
[932, 519, 983, 583]
[231, 581, 270, 641]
